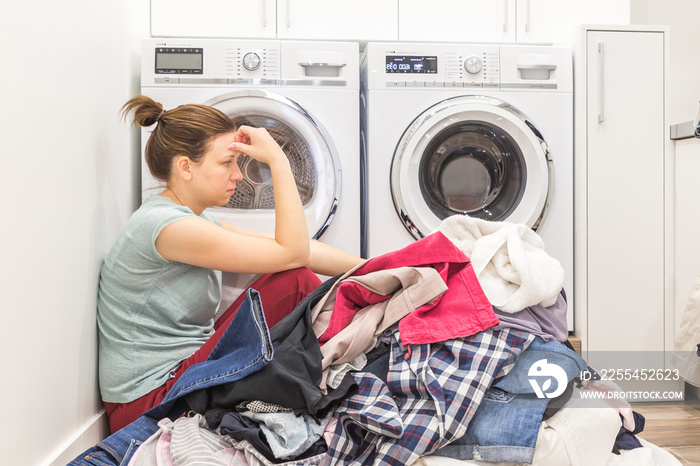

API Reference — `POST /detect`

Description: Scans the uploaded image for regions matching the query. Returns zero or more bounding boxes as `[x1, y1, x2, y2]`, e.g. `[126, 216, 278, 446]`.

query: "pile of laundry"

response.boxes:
[70, 215, 681, 466]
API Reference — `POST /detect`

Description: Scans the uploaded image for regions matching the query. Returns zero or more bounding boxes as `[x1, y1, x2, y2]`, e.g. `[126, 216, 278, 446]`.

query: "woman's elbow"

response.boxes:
[293, 250, 312, 269]
[284, 247, 311, 270]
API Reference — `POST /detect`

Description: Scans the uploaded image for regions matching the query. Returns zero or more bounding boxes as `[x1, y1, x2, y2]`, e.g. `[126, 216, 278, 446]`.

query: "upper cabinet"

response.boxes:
[515, 0, 630, 45]
[398, 0, 516, 43]
[277, 0, 398, 42]
[398, 0, 630, 46]
[151, 0, 277, 39]
[150, 0, 629, 46]
[151, 0, 398, 42]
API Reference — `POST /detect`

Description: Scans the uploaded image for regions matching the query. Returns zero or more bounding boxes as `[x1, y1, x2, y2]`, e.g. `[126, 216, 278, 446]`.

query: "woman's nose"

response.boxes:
[231, 164, 243, 182]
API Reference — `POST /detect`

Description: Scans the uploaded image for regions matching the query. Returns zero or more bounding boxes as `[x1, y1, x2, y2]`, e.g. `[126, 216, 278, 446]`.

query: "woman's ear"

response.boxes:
[173, 155, 193, 181]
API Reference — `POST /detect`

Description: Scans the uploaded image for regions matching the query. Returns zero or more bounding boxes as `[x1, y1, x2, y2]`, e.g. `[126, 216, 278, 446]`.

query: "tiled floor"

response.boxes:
[633, 397, 700, 465]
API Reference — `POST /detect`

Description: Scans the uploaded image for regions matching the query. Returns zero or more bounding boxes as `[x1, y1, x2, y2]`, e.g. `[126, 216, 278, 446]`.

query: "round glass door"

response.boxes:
[392, 95, 552, 239]
[204, 90, 341, 239]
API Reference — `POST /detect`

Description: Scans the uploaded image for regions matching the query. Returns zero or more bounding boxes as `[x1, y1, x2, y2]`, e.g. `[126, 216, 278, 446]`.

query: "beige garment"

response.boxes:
[311, 266, 448, 391]
[671, 275, 700, 386]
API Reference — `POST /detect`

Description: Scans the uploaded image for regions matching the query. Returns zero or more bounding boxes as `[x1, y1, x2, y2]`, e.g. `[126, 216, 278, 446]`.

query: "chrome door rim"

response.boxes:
[203, 90, 341, 239]
[391, 95, 552, 239]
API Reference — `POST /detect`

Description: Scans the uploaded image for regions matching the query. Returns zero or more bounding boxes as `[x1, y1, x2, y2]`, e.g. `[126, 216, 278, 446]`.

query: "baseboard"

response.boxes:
[44, 410, 109, 466]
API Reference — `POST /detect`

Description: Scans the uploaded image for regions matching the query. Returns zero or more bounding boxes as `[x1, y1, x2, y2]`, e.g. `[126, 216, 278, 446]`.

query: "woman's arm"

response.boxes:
[219, 221, 365, 276]
[219, 221, 364, 276]
[308, 239, 365, 277]
[231, 125, 310, 264]
[156, 216, 311, 274]
[156, 220, 364, 275]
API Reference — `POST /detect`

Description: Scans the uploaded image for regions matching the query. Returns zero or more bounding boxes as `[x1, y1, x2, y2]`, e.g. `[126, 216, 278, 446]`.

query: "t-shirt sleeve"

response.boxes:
[146, 203, 218, 264]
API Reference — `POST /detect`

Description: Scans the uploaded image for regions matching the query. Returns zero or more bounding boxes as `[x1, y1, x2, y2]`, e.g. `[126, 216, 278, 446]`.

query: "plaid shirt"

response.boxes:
[322, 328, 533, 465]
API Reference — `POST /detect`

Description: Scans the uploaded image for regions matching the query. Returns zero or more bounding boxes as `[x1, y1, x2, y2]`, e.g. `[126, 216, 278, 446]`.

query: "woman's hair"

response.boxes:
[121, 95, 236, 182]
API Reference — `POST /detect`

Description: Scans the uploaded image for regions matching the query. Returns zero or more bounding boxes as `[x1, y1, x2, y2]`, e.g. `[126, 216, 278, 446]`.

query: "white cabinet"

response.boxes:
[398, 0, 629, 46]
[277, 0, 398, 41]
[151, 0, 276, 39]
[515, 0, 629, 45]
[574, 26, 673, 355]
[398, 0, 516, 43]
[150, 0, 398, 42]
[150, 0, 629, 44]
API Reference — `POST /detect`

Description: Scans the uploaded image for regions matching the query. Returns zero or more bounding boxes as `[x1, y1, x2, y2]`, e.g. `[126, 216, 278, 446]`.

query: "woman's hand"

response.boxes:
[228, 125, 287, 167]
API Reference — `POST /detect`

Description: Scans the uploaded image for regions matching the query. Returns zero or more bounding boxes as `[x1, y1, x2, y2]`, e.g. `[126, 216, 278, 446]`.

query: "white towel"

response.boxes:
[436, 215, 565, 313]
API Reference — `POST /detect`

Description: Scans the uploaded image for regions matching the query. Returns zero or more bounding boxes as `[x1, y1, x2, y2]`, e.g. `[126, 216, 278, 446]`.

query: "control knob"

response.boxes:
[464, 56, 482, 74]
[242, 52, 261, 71]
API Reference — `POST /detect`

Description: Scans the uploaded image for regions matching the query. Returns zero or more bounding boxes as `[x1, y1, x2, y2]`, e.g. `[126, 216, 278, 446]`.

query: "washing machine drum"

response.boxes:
[391, 95, 552, 239]
[203, 90, 341, 239]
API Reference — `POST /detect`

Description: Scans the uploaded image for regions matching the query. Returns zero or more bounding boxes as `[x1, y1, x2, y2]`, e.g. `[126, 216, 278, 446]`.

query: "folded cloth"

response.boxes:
[437, 214, 565, 313]
[314, 232, 498, 346]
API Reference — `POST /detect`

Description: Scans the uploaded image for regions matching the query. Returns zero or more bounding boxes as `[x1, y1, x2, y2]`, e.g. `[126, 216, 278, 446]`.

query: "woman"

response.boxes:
[98, 95, 363, 433]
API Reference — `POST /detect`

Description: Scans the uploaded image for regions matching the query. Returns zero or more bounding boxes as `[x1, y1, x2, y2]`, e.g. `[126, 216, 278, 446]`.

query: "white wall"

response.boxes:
[631, 0, 700, 124]
[0, 1, 148, 464]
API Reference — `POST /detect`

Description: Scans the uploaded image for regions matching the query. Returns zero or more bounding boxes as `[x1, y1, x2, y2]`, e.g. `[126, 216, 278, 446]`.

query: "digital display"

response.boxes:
[155, 48, 203, 74]
[386, 55, 438, 74]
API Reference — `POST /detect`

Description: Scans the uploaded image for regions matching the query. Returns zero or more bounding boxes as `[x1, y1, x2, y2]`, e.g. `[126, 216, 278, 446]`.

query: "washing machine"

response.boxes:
[141, 38, 360, 301]
[141, 38, 360, 250]
[360, 42, 574, 328]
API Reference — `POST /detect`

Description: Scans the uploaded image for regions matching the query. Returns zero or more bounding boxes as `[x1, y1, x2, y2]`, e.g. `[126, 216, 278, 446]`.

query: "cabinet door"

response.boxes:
[585, 30, 665, 353]
[398, 0, 516, 43]
[151, 0, 276, 38]
[517, 0, 630, 45]
[277, 0, 398, 41]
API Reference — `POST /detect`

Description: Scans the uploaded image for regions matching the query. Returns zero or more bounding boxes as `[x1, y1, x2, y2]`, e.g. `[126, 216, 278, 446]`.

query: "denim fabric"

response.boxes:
[433, 336, 587, 464]
[68, 289, 273, 466]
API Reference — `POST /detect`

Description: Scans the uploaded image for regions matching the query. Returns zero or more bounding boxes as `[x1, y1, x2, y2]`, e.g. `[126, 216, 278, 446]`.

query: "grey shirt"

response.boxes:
[97, 195, 222, 403]
[493, 292, 569, 342]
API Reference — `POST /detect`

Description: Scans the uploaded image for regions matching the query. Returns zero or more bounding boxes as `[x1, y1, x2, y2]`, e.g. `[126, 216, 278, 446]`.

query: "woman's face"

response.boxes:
[190, 132, 243, 208]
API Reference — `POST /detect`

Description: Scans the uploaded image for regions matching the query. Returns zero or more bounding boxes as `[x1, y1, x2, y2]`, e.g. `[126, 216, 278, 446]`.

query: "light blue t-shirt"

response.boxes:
[97, 195, 222, 403]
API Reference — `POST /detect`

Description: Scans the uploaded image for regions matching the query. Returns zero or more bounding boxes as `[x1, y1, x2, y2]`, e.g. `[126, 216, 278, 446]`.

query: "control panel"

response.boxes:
[363, 42, 571, 92]
[364, 43, 500, 89]
[142, 39, 281, 86]
[142, 39, 359, 89]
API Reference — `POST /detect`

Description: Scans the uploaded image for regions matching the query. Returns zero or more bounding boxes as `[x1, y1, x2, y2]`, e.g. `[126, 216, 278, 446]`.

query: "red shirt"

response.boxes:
[318, 232, 499, 345]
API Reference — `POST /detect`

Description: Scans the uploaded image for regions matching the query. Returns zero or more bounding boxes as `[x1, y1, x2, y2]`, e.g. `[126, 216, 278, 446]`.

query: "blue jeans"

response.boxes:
[433, 336, 587, 463]
[68, 289, 272, 466]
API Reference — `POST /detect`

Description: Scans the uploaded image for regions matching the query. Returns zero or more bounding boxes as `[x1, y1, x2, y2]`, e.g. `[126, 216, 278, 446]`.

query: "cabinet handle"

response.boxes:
[525, 0, 531, 33]
[262, 0, 267, 28]
[598, 42, 605, 123]
[503, 0, 508, 32]
[286, 0, 291, 28]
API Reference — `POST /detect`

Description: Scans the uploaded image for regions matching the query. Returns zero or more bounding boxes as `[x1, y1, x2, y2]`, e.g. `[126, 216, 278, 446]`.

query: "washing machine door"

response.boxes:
[204, 90, 341, 239]
[391, 95, 552, 239]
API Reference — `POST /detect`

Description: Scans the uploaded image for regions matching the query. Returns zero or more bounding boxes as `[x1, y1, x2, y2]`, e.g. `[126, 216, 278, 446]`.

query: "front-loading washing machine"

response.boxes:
[141, 38, 360, 301]
[361, 42, 574, 328]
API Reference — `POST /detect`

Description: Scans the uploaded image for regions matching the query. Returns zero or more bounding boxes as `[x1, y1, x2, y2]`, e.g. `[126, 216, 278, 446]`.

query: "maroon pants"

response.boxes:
[104, 267, 321, 434]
